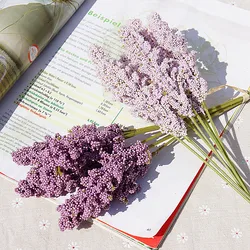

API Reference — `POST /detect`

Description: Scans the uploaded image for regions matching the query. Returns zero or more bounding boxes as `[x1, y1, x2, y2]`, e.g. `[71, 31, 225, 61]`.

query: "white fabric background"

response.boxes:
[0, 0, 250, 249]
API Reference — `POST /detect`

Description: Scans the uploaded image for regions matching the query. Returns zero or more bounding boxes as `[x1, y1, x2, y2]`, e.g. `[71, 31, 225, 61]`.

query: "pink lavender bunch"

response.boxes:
[12, 124, 124, 198]
[90, 13, 208, 137]
[57, 141, 151, 231]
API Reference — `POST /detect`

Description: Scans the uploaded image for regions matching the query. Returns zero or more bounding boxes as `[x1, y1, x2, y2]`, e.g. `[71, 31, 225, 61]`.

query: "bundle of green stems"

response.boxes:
[123, 95, 250, 203]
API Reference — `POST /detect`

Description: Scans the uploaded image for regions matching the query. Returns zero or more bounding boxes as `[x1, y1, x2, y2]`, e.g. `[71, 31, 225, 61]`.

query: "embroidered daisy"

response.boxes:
[68, 242, 80, 250]
[12, 198, 23, 208]
[198, 205, 210, 215]
[177, 233, 188, 243]
[39, 219, 50, 230]
[243, 157, 250, 166]
[221, 180, 230, 189]
[122, 241, 133, 248]
[231, 228, 242, 239]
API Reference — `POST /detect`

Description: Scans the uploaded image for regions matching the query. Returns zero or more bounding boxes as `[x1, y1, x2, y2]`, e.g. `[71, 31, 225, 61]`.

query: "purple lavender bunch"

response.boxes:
[12, 124, 124, 198]
[90, 13, 208, 137]
[57, 141, 151, 231]
[113, 141, 151, 202]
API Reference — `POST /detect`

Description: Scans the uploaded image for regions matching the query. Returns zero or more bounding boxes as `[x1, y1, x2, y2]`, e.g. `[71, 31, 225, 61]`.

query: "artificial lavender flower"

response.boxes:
[13, 123, 153, 231]
[12, 124, 124, 198]
[90, 13, 208, 137]
[57, 141, 151, 231]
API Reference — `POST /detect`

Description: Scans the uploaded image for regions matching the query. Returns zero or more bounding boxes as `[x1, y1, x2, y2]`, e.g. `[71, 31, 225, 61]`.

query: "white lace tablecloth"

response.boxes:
[1, 0, 250, 249]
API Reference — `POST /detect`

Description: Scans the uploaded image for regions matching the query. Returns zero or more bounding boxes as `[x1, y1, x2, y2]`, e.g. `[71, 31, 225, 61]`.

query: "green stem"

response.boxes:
[192, 110, 245, 189]
[152, 137, 177, 156]
[142, 95, 247, 150]
[202, 102, 249, 194]
[208, 96, 244, 117]
[189, 115, 237, 183]
[184, 135, 239, 186]
[175, 136, 250, 203]
[184, 135, 235, 184]
[149, 135, 172, 148]
[142, 132, 164, 143]
[123, 96, 245, 139]
[123, 125, 159, 138]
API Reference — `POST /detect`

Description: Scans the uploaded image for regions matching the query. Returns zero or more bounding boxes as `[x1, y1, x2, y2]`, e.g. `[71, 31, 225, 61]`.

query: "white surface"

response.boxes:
[0, 0, 249, 242]
[1, 102, 250, 250]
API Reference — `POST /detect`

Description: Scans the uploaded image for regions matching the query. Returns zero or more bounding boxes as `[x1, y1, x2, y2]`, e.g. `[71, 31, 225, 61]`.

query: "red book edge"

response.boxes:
[96, 132, 222, 249]
[1, 148, 215, 249]
[97, 129, 225, 249]
[97, 162, 206, 249]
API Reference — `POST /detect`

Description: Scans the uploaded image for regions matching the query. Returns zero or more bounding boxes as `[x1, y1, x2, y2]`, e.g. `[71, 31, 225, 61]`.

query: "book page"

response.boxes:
[0, 0, 250, 238]
[0, 0, 85, 100]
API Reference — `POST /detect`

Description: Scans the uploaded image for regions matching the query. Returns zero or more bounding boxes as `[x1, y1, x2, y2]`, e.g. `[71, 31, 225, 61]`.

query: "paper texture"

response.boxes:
[0, 0, 249, 238]
[0, 0, 85, 99]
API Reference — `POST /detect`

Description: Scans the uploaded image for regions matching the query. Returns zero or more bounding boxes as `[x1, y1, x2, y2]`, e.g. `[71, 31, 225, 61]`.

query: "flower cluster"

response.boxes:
[12, 124, 124, 198]
[90, 13, 208, 136]
[57, 141, 151, 231]
[13, 123, 151, 230]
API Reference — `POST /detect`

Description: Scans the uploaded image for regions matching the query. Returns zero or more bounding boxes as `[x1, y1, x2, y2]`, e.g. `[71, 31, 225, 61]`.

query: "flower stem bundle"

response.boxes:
[12, 12, 250, 233]
[12, 94, 249, 231]
[90, 13, 250, 202]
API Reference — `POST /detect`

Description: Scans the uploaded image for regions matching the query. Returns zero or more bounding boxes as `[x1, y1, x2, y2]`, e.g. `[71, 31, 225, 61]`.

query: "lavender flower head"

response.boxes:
[57, 141, 151, 231]
[90, 13, 208, 136]
[13, 123, 152, 231]
[12, 124, 124, 198]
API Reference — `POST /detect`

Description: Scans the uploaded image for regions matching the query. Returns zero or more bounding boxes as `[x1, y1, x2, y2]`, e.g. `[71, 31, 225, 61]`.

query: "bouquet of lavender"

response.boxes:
[12, 13, 250, 232]
[12, 124, 153, 230]
[90, 13, 250, 202]
[12, 96, 244, 230]
[13, 124, 125, 198]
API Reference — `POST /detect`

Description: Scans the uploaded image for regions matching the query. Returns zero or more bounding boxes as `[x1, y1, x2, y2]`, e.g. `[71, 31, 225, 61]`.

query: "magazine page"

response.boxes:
[0, 0, 250, 238]
[0, 0, 85, 100]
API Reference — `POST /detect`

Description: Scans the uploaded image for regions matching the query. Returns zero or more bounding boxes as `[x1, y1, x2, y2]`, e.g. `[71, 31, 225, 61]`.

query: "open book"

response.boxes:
[1, 0, 250, 249]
